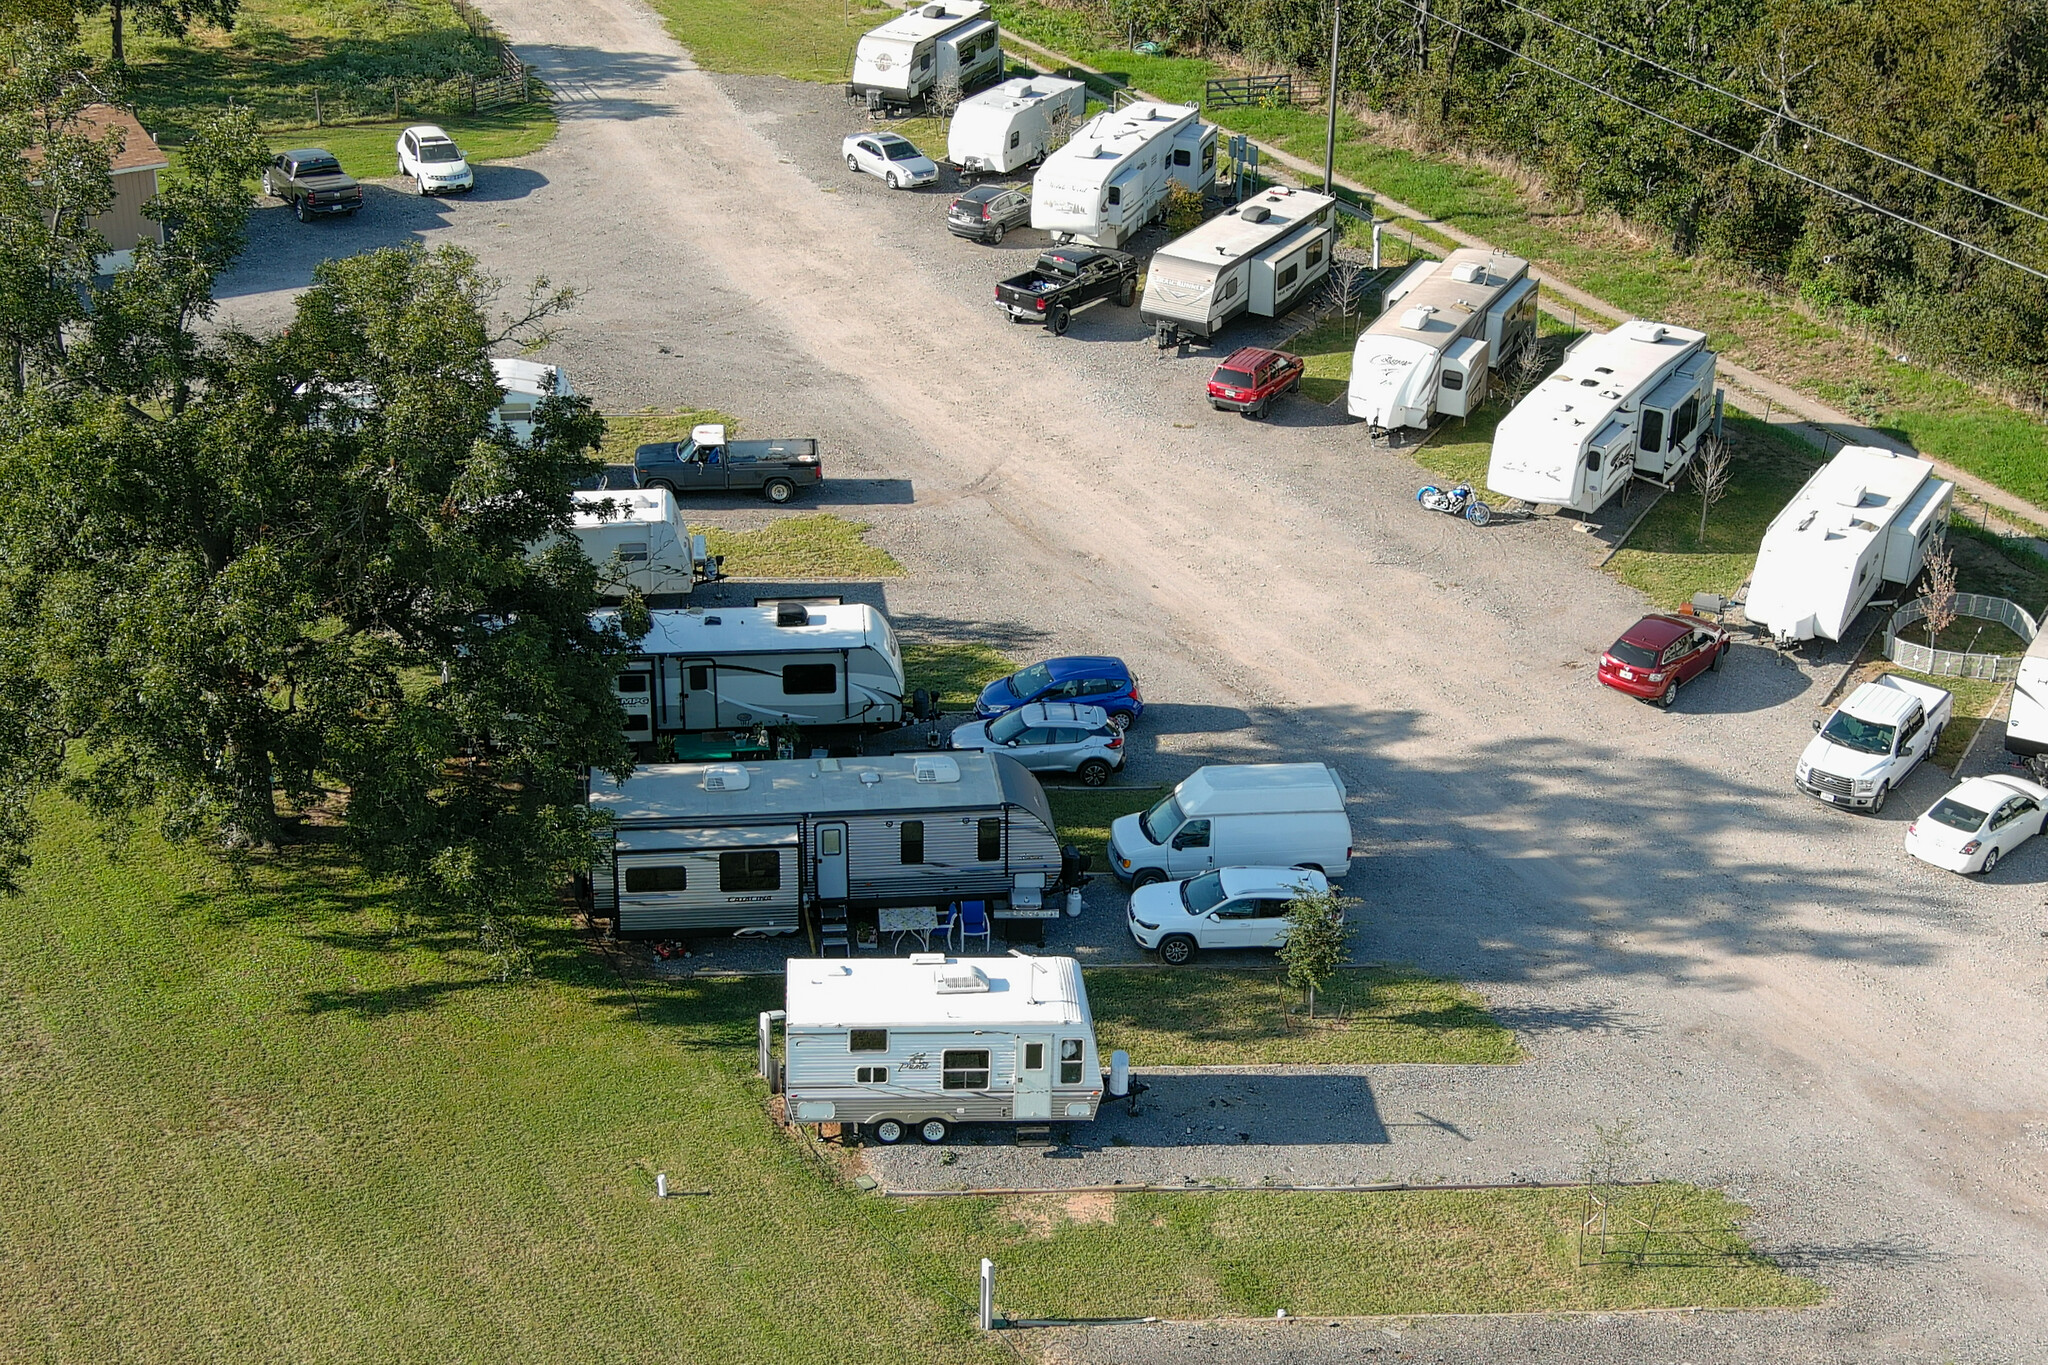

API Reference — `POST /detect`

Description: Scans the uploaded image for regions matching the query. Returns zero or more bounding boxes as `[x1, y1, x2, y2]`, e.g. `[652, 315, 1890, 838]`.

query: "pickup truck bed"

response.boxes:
[995, 246, 1139, 335]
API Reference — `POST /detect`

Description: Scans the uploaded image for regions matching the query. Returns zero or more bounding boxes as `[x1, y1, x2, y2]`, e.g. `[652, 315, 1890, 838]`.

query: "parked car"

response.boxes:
[570, 463, 643, 491]
[1905, 775, 2048, 874]
[994, 246, 1140, 335]
[634, 424, 822, 504]
[1126, 866, 1331, 965]
[949, 701, 1124, 786]
[1596, 614, 1731, 707]
[1797, 675, 1953, 814]
[947, 184, 1031, 244]
[261, 148, 362, 222]
[974, 656, 1142, 729]
[1108, 763, 1353, 888]
[1207, 346, 1304, 419]
[842, 132, 939, 189]
[395, 124, 474, 195]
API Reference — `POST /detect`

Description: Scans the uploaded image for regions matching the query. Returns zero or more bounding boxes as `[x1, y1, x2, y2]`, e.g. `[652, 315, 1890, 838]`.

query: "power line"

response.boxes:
[1373, 0, 2048, 283]
[1493, 0, 2048, 228]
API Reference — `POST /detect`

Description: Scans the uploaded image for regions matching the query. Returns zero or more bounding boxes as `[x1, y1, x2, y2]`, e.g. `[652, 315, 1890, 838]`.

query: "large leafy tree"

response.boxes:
[72, 0, 238, 65]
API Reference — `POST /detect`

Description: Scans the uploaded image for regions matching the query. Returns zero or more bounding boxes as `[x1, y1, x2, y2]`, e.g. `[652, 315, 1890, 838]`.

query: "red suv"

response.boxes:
[1597, 613, 1730, 707]
[1208, 347, 1304, 419]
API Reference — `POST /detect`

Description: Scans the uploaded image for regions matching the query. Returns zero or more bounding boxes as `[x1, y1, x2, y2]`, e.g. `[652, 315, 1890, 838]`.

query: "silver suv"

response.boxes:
[949, 702, 1125, 786]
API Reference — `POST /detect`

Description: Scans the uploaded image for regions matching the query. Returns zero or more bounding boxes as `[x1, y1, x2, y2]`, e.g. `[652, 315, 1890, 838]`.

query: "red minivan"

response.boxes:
[1207, 346, 1305, 419]
[1597, 613, 1731, 707]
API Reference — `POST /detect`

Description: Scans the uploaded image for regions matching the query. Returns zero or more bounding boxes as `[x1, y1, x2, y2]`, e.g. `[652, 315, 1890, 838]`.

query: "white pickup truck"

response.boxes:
[1796, 675, 1953, 814]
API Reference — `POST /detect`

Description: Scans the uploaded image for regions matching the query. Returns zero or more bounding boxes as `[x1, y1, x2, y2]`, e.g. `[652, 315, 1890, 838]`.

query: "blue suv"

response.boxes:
[976, 656, 1144, 729]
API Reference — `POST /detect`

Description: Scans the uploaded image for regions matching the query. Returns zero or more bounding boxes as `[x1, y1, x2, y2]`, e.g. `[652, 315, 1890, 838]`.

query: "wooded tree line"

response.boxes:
[1103, 0, 2048, 392]
[0, 26, 632, 961]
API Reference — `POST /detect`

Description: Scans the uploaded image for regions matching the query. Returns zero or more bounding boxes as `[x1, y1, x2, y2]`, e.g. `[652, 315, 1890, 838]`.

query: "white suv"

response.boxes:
[396, 124, 474, 195]
[949, 701, 1124, 786]
[1127, 866, 1330, 965]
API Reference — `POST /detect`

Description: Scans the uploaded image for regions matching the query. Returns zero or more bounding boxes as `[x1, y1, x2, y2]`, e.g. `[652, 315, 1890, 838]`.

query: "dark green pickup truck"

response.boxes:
[261, 148, 363, 222]
[633, 424, 823, 504]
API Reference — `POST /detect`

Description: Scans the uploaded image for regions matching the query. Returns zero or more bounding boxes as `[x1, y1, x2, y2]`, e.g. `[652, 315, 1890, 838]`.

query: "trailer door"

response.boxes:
[815, 822, 848, 903]
[1014, 1036, 1052, 1119]
[681, 659, 717, 730]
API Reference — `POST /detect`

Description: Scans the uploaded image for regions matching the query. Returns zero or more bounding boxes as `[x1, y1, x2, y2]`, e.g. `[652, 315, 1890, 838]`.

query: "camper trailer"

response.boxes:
[1346, 249, 1536, 436]
[1744, 446, 1954, 644]
[490, 357, 573, 444]
[562, 489, 711, 600]
[1140, 186, 1337, 346]
[2008, 631, 2048, 766]
[1486, 320, 1720, 514]
[586, 752, 1078, 937]
[600, 602, 909, 742]
[1031, 101, 1215, 249]
[849, 1, 1002, 111]
[771, 954, 1103, 1142]
[948, 75, 1086, 174]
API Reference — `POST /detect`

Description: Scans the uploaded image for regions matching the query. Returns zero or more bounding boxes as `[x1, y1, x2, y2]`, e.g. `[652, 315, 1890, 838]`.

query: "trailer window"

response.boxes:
[1173, 149, 1191, 167]
[1278, 264, 1298, 291]
[977, 817, 1002, 862]
[718, 850, 781, 891]
[1106, 186, 1121, 206]
[622, 714, 649, 733]
[1308, 242, 1324, 268]
[856, 1066, 888, 1083]
[1201, 142, 1214, 173]
[900, 820, 925, 865]
[1671, 396, 1699, 447]
[617, 673, 649, 693]
[1638, 410, 1665, 453]
[850, 1029, 888, 1052]
[617, 541, 649, 563]
[1441, 370, 1464, 391]
[1023, 1042, 1044, 1071]
[942, 1049, 990, 1090]
[688, 665, 710, 691]
[1009, 130, 1020, 149]
[1218, 276, 1239, 300]
[782, 663, 837, 695]
[623, 865, 688, 893]
[1060, 1038, 1085, 1084]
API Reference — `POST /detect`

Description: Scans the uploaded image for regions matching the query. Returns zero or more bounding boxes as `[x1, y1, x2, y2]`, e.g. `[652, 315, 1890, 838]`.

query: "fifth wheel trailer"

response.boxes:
[1345, 248, 1536, 436]
[1744, 446, 1954, 644]
[1031, 101, 1216, 249]
[947, 75, 1086, 174]
[1140, 186, 1337, 346]
[2009, 631, 2048, 765]
[1486, 320, 1721, 514]
[849, 1, 1002, 111]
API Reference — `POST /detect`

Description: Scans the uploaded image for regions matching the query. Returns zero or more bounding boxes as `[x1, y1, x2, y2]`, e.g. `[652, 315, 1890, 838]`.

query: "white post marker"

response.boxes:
[979, 1257, 994, 1331]
[656, 1173, 668, 1199]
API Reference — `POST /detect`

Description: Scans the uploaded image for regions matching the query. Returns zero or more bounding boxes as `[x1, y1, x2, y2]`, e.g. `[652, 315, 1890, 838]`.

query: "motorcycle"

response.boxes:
[1416, 482, 1492, 526]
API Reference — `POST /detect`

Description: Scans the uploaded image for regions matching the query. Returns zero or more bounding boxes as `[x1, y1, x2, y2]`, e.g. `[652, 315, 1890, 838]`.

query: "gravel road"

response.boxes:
[211, 8, 2048, 1362]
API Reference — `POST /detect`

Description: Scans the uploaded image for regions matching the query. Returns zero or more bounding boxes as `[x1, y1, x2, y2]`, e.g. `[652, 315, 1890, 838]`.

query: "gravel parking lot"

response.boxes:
[213, 7, 2048, 1361]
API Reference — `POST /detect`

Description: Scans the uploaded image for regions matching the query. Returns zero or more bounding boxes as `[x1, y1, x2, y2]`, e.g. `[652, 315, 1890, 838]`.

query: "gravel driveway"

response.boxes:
[211, 7, 2048, 1362]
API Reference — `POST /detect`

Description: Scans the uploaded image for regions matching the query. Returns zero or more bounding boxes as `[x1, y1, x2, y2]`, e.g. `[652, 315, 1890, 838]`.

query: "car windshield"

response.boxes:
[1181, 872, 1228, 915]
[418, 142, 462, 162]
[1006, 663, 1052, 699]
[1925, 796, 1988, 832]
[1214, 367, 1255, 386]
[1821, 711, 1895, 756]
[883, 140, 923, 161]
[988, 711, 1031, 743]
[1607, 641, 1659, 668]
[1139, 793, 1184, 845]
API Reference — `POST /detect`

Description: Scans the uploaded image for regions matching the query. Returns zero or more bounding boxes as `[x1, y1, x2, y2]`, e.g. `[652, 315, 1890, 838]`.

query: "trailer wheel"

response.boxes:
[872, 1119, 906, 1144]
[1048, 305, 1070, 336]
[1077, 759, 1112, 787]
[918, 1118, 950, 1144]
[763, 478, 795, 504]
[1158, 935, 1197, 966]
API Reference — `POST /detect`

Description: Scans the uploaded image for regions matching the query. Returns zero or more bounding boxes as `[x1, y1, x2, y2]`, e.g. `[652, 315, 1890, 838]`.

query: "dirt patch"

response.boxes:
[1005, 1190, 1120, 1237]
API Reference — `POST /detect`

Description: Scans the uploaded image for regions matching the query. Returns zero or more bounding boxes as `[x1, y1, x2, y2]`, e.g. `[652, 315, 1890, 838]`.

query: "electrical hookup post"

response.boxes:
[979, 1257, 994, 1331]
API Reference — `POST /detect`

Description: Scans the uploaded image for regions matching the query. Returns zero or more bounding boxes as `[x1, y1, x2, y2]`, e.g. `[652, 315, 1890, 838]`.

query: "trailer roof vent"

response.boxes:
[1399, 305, 1438, 331]
[775, 602, 810, 627]
[859, 770, 883, 785]
[913, 756, 962, 784]
[1450, 261, 1485, 283]
[702, 765, 751, 792]
[908, 951, 948, 966]
[922, 3, 945, 16]
[1622, 321, 1669, 343]
[933, 963, 991, 994]
[1241, 204, 1272, 223]
[1839, 484, 1868, 508]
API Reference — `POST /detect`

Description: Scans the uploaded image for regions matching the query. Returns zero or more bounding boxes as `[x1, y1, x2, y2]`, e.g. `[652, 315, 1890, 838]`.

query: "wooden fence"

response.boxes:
[1204, 73, 1291, 108]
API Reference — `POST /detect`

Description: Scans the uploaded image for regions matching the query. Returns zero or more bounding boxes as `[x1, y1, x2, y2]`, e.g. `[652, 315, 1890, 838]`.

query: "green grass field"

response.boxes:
[596, 406, 740, 458]
[903, 640, 1016, 711]
[0, 802, 1818, 1359]
[1047, 784, 1159, 872]
[647, 0, 893, 82]
[262, 109, 557, 172]
[695, 514, 904, 579]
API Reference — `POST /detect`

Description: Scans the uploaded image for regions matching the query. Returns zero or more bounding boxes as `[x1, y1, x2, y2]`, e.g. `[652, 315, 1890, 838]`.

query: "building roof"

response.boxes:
[785, 955, 1089, 1029]
[1150, 186, 1334, 269]
[26, 103, 167, 174]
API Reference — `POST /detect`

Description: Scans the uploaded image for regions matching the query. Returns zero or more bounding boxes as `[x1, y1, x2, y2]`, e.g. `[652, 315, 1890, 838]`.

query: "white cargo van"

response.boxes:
[1106, 763, 1352, 886]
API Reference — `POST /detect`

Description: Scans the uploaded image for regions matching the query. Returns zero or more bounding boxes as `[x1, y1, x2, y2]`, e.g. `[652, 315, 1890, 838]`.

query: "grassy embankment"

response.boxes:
[0, 801, 1819, 1359]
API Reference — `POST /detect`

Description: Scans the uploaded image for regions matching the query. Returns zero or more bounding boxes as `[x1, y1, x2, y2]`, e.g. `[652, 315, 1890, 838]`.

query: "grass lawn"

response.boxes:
[693, 514, 903, 579]
[0, 801, 1818, 1357]
[261, 109, 558, 172]
[596, 406, 739, 459]
[1047, 784, 1160, 872]
[647, 0, 893, 83]
[1946, 525, 2048, 617]
[903, 640, 1016, 711]
[1087, 967, 1524, 1066]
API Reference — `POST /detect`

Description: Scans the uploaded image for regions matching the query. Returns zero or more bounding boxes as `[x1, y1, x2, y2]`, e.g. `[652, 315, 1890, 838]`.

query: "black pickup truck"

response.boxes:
[994, 247, 1140, 335]
[633, 424, 822, 504]
[261, 148, 364, 223]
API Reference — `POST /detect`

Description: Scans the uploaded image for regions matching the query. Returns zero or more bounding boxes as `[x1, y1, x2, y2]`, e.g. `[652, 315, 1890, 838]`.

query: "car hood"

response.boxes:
[1109, 812, 1151, 854]
[421, 159, 472, 177]
[976, 678, 1016, 711]
[1128, 881, 1182, 921]
[949, 719, 994, 749]
[1799, 735, 1891, 781]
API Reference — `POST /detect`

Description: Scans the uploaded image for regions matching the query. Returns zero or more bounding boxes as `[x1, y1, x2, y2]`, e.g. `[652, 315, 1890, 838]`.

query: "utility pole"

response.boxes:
[1323, 0, 1343, 193]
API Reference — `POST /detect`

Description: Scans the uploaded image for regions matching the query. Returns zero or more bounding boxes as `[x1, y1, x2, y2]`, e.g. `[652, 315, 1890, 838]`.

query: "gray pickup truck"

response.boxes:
[633, 424, 822, 504]
[261, 148, 364, 223]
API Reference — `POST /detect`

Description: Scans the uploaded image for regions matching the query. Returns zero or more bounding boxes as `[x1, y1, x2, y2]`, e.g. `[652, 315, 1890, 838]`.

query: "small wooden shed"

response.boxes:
[69, 105, 169, 273]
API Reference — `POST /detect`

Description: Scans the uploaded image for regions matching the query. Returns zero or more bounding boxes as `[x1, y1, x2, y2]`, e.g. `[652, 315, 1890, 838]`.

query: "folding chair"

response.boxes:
[953, 899, 991, 954]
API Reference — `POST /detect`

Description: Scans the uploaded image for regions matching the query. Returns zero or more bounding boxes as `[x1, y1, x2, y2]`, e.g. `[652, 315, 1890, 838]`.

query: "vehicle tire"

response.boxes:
[887, 172, 901, 190]
[1131, 868, 1166, 889]
[294, 196, 308, 223]
[1416, 486, 1437, 506]
[1659, 677, 1680, 709]
[1870, 782, 1889, 815]
[1711, 641, 1727, 671]
[918, 1118, 950, 1144]
[1077, 759, 1112, 787]
[1049, 305, 1070, 336]
[1108, 710, 1135, 732]
[873, 1119, 906, 1144]
[847, 154, 860, 172]
[1980, 846, 2001, 875]
[991, 223, 1005, 245]
[1158, 935, 1197, 966]
[416, 174, 427, 196]
[763, 478, 795, 504]
[647, 478, 677, 493]
[1118, 277, 1136, 307]
[1288, 375, 1302, 393]
[1465, 500, 1492, 527]
[261, 173, 275, 198]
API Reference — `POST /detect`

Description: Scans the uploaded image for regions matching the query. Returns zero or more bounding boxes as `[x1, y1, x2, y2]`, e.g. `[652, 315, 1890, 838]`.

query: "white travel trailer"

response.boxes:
[1346, 248, 1536, 435]
[587, 752, 1079, 936]
[1031, 101, 1216, 248]
[489, 357, 572, 444]
[563, 488, 710, 600]
[771, 954, 1103, 1142]
[2008, 631, 2048, 764]
[1140, 186, 1337, 344]
[1744, 446, 1954, 644]
[947, 75, 1086, 174]
[849, 1, 1002, 111]
[601, 602, 909, 742]
[1486, 320, 1720, 514]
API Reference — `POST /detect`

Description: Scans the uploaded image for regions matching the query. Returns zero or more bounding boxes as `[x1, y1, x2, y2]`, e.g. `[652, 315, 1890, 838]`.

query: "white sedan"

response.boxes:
[1905, 774, 2048, 874]
[1127, 866, 1329, 965]
[395, 124, 474, 195]
[842, 132, 938, 189]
